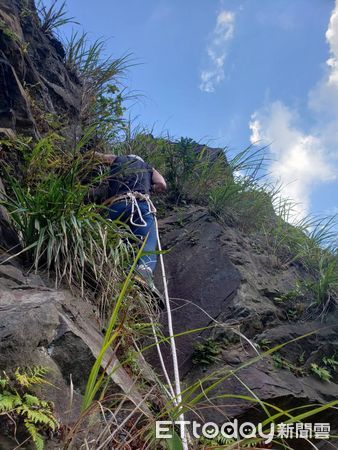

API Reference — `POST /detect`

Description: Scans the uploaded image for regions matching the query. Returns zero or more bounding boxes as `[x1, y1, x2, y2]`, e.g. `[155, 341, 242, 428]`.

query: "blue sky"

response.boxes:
[55, 0, 338, 220]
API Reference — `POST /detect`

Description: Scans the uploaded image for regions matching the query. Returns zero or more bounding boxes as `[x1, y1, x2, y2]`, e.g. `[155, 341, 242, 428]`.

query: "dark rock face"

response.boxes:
[153, 205, 338, 434]
[0, 0, 83, 252]
[153, 206, 241, 374]
[187, 324, 338, 425]
[51, 332, 96, 394]
[0, 211, 20, 252]
[0, 0, 81, 138]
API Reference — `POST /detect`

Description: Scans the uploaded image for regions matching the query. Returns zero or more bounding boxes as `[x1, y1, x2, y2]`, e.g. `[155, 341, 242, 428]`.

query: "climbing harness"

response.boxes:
[104, 191, 155, 227]
[106, 191, 189, 449]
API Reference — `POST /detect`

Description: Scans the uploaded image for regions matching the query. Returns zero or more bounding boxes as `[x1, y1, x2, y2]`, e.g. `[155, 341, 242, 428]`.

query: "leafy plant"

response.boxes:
[0, 366, 57, 450]
[81, 240, 147, 411]
[322, 355, 338, 371]
[272, 354, 306, 377]
[192, 338, 221, 368]
[161, 137, 201, 202]
[118, 132, 279, 230]
[257, 338, 272, 350]
[264, 209, 337, 270]
[311, 355, 338, 383]
[199, 433, 263, 448]
[273, 282, 304, 303]
[310, 363, 332, 382]
[0, 18, 20, 42]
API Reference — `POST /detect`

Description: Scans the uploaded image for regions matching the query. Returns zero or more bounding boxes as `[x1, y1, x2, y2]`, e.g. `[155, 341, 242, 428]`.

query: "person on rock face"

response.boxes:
[94, 152, 167, 284]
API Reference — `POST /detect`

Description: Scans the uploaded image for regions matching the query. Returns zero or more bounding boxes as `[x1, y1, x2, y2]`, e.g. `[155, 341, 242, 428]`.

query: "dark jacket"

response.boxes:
[108, 156, 153, 197]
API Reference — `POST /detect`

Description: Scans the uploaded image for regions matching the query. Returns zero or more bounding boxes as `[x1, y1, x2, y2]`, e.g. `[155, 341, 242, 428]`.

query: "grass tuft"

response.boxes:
[37, 0, 78, 34]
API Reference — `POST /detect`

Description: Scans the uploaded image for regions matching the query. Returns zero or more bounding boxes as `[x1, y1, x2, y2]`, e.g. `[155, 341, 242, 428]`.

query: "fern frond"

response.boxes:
[0, 377, 8, 389]
[0, 367, 57, 449]
[23, 393, 50, 410]
[23, 393, 41, 407]
[15, 366, 49, 387]
[0, 392, 22, 412]
[24, 419, 44, 450]
[17, 404, 57, 430]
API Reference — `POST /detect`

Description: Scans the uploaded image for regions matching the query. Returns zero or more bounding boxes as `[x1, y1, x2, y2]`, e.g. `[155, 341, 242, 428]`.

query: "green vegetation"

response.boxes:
[0, 1, 337, 448]
[0, 134, 134, 305]
[0, 367, 57, 450]
[273, 282, 304, 303]
[270, 351, 338, 382]
[81, 240, 146, 411]
[311, 363, 332, 382]
[199, 434, 263, 448]
[312, 257, 338, 305]
[310, 355, 338, 382]
[119, 134, 272, 226]
[0, 17, 29, 54]
[0, 19, 20, 42]
[37, 0, 78, 33]
[116, 130, 337, 311]
[272, 353, 306, 377]
[2, 129, 337, 447]
[192, 338, 222, 368]
[64, 31, 131, 148]
[323, 355, 338, 371]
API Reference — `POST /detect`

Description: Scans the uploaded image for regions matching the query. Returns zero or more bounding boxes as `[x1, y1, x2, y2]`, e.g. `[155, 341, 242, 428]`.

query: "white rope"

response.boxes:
[108, 191, 189, 448]
[150, 319, 176, 400]
[128, 192, 148, 227]
[154, 215, 189, 450]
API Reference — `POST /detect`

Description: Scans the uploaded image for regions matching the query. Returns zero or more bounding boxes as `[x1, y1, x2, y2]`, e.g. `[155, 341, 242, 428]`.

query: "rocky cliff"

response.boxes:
[0, 0, 81, 139]
[0, 1, 337, 450]
[152, 207, 338, 429]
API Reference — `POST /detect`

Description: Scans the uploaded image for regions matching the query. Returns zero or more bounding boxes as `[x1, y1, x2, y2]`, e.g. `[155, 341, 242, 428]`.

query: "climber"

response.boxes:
[94, 152, 167, 285]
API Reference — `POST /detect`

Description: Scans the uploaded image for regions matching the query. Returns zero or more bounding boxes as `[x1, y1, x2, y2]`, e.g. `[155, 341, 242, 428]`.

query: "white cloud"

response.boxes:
[249, 1, 338, 218]
[326, 1, 338, 86]
[250, 102, 336, 217]
[308, 2, 338, 119]
[199, 10, 235, 93]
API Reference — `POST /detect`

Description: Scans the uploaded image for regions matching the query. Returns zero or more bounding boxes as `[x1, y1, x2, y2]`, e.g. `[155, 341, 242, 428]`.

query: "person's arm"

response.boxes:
[93, 152, 117, 165]
[152, 168, 167, 192]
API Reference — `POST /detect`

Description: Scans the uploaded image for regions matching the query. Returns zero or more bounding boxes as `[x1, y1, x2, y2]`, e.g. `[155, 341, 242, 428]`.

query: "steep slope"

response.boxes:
[0, 0, 81, 138]
[152, 206, 338, 429]
[0, 1, 337, 449]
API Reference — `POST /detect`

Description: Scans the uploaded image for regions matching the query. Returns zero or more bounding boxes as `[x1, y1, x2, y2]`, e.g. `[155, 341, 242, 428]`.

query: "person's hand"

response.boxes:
[152, 168, 167, 193]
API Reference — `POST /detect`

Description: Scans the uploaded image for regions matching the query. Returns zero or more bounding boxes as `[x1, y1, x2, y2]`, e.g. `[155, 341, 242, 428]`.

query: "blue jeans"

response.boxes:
[108, 200, 157, 272]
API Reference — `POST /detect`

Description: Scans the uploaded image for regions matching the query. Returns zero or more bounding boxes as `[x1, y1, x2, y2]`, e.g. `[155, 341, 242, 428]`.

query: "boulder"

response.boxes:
[0, 262, 151, 427]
